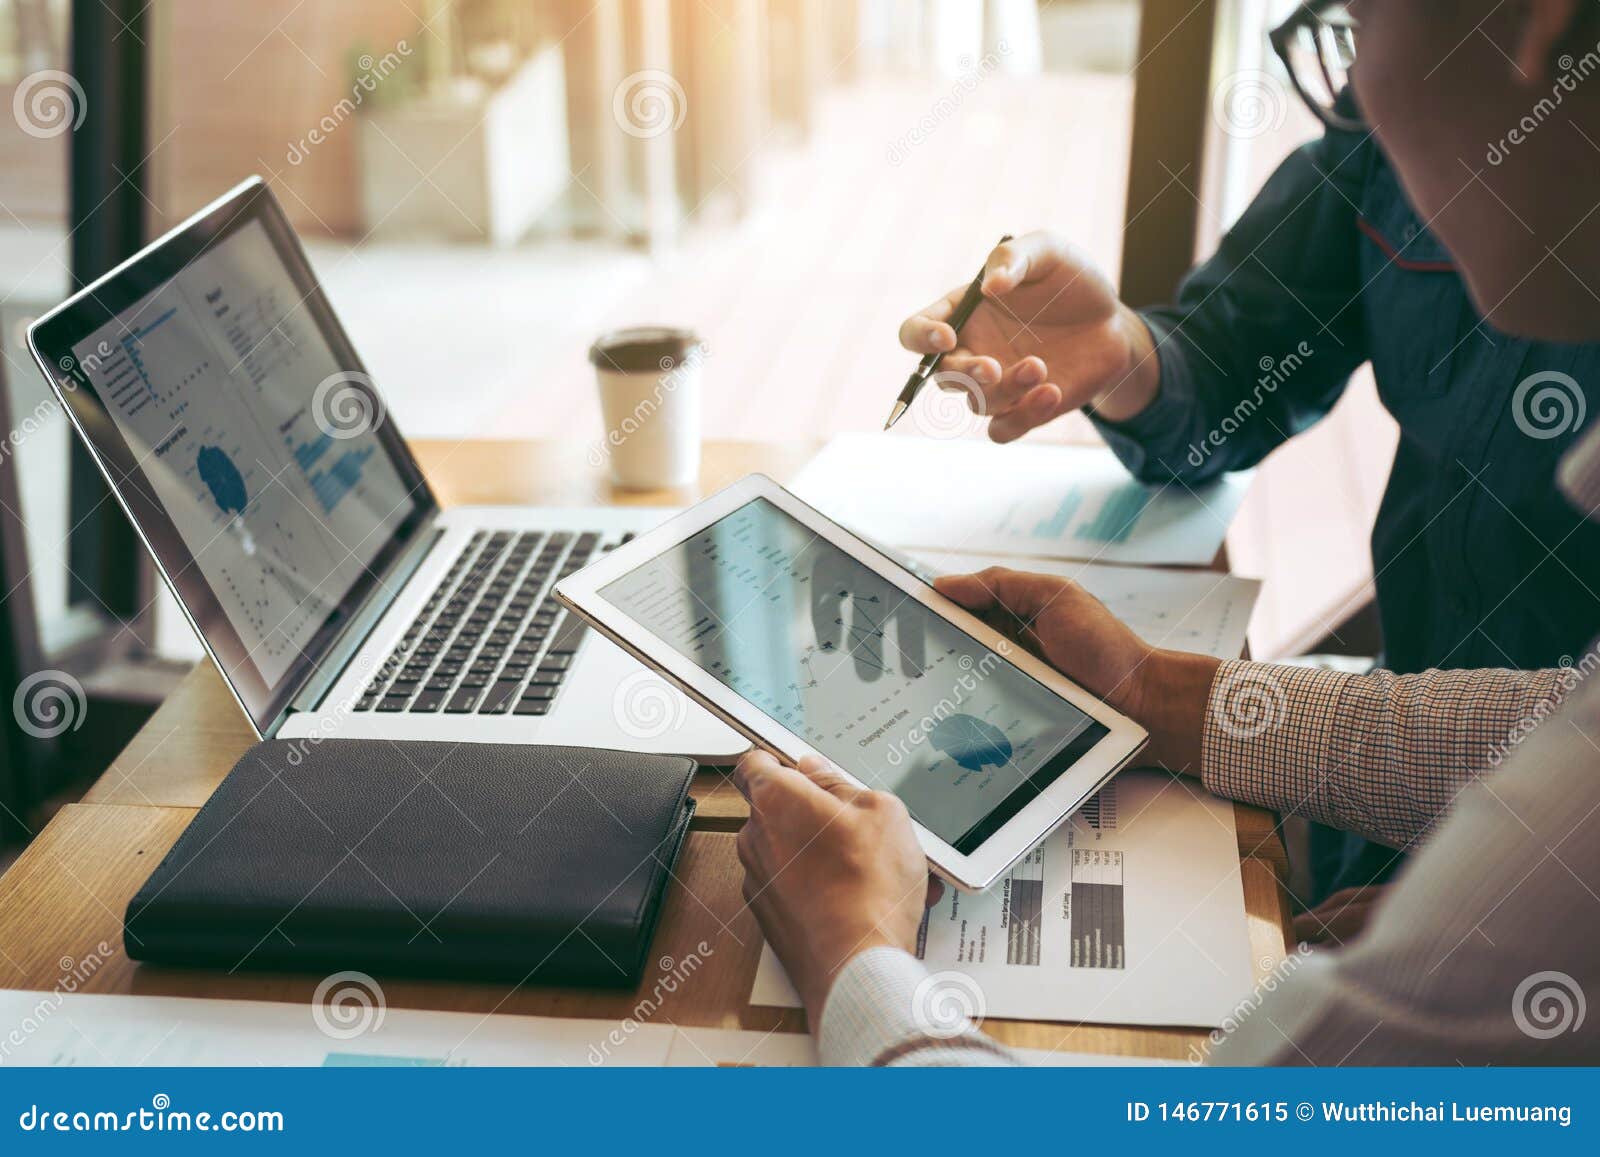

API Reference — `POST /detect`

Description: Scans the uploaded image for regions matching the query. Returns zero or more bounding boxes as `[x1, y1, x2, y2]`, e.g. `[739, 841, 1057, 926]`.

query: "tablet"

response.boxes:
[555, 475, 1147, 891]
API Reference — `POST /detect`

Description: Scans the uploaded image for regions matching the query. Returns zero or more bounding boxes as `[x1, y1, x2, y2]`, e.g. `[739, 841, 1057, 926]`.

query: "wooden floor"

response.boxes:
[309, 72, 1133, 446]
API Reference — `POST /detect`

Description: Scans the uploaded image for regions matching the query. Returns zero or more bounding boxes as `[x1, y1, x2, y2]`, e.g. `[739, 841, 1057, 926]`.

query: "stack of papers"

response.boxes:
[790, 433, 1252, 567]
[912, 550, 1259, 662]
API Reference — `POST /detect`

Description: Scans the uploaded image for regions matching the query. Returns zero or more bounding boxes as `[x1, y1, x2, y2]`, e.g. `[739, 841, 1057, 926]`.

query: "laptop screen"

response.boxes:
[29, 180, 434, 733]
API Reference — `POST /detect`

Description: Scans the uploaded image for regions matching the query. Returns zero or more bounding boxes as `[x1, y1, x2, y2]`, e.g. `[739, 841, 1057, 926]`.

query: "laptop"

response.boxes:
[26, 176, 746, 761]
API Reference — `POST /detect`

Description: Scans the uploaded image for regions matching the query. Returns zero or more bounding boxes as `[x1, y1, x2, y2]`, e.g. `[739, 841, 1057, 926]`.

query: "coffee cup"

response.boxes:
[588, 326, 704, 490]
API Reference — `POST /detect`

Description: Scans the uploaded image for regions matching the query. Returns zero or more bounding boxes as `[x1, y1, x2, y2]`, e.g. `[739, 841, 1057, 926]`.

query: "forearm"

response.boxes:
[1088, 312, 1233, 485]
[1200, 660, 1567, 849]
[1091, 310, 1359, 487]
[1091, 135, 1372, 485]
[1210, 674, 1600, 1064]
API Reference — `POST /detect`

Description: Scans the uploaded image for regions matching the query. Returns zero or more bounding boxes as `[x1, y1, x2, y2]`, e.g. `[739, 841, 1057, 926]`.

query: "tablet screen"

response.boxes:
[600, 497, 1108, 854]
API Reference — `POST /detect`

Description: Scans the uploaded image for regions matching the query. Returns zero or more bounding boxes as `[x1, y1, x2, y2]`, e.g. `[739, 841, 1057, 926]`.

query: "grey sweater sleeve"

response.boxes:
[1210, 675, 1600, 1065]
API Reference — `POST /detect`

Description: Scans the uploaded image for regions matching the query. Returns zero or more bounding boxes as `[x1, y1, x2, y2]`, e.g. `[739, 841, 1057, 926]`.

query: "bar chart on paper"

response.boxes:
[1070, 849, 1126, 969]
[752, 771, 1256, 1028]
[1009, 480, 1153, 546]
[789, 434, 1253, 566]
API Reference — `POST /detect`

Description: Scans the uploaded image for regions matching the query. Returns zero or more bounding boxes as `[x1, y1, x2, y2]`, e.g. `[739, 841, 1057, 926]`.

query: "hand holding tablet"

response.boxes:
[730, 749, 937, 1019]
[555, 475, 1147, 891]
[931, 567, 1220, 774]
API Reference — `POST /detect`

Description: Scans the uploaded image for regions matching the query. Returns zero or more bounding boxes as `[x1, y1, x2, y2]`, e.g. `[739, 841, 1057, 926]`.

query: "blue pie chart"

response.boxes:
[197, 444, 247, 516]
[929, 713, 1013, 772]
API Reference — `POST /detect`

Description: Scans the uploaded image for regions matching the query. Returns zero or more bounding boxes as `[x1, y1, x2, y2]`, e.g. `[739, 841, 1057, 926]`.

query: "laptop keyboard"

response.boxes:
[352, 528, 629, 718]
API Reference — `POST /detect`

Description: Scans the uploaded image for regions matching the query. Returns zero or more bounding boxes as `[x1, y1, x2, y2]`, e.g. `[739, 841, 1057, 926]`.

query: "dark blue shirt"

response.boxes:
[1092, 128, 1600, 675]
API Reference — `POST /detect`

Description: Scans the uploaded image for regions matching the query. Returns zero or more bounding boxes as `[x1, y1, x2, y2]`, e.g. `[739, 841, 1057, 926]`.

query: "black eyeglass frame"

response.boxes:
[1269, 2, 1366, 133]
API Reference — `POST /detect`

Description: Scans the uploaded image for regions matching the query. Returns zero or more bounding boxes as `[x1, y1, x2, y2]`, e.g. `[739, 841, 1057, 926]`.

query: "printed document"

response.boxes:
[790, 434, 1251, 567]
[911, 549, 1259, 661]
[750, 770, 1256, 1029]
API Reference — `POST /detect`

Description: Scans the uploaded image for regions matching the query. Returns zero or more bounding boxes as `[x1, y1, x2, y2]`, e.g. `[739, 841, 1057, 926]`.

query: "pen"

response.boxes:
[883, 234, 1012, 431]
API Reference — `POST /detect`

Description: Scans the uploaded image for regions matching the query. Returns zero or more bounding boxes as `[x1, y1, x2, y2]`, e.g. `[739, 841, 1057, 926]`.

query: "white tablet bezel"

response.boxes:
[554, 474, 1148, 892]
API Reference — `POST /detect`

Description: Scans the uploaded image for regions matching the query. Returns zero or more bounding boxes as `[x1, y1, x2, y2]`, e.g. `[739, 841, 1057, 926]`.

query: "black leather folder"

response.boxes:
[124, 740, 696, 985]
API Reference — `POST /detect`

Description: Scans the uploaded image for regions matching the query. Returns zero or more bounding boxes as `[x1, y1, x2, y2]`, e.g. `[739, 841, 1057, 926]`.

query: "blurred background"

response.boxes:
[0, 0, 1395, 833]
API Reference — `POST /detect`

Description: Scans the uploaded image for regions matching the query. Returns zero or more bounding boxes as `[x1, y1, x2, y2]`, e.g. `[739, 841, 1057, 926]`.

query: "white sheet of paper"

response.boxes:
[0, 991, 1187, 1069]
[0, 991, 674, 1067]
[663, 1025, 1185, 1067]
[750, 770, 1255, 1029]
[911, 550, 1259, 661]
[789, 433, 1251, 566]
[664, 1026, 820, 1067]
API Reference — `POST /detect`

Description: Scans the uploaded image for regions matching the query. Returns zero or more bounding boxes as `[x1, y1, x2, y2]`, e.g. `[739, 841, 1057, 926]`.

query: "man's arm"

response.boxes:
[811, 658, 1570, 1067]
[1092, 128, 1374, 485]
[818, 664, 1596, 1068]
[735, 567, 1574, 1067]
[1202, 660, 1566, 850]
[933, 567, 1568, 850]
[1211, 673, 1600, 1064]
[895, 125, 1374, 460]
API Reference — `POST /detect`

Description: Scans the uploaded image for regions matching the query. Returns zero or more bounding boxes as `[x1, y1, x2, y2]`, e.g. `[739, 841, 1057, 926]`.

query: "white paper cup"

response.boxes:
[588, 327, 704, 490]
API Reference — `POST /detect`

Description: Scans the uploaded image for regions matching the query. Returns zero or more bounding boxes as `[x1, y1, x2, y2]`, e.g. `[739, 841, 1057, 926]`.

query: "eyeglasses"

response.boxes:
[1269, 2, 1363, 133]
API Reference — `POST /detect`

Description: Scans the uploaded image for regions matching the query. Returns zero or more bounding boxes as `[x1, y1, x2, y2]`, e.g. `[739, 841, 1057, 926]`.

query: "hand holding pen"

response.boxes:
[892, 232, 1164, 442]
[884, 235, 1011, 430]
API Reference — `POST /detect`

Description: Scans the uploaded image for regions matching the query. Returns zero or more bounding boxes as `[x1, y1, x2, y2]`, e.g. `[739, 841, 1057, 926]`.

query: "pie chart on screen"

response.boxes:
[929, 713, 1014, 772]
[197, 444, 247, 517]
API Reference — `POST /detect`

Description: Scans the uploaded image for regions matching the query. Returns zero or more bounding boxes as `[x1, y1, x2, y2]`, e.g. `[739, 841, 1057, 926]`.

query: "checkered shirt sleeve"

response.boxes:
[1201, 659, 1567, 850]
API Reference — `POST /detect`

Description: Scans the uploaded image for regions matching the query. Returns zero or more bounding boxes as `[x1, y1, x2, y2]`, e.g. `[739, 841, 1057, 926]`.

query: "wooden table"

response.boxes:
[0, 439, 1291, 1060]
